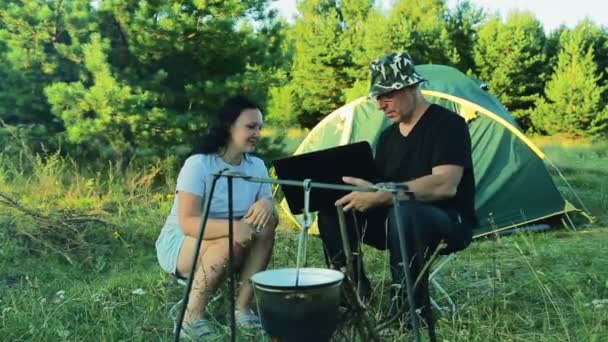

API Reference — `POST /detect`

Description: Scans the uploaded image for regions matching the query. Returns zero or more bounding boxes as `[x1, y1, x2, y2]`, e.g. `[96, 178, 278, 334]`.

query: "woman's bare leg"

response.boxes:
[235, 220, 278, 312]
[176, 237, 241, 324]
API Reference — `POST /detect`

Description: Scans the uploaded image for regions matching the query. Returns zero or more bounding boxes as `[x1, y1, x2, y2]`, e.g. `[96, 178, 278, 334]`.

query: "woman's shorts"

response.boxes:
[155, 225, 186, 275]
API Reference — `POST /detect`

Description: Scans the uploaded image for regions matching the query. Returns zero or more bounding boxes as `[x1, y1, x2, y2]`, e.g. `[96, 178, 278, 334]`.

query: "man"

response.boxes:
[317, 52, 477, 324]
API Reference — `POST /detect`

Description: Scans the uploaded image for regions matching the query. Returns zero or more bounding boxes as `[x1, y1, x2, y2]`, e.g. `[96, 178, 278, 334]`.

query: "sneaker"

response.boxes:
[235, 309, 263, 331]
[170, 300, 218, 340]
[177, 319, 217, 341]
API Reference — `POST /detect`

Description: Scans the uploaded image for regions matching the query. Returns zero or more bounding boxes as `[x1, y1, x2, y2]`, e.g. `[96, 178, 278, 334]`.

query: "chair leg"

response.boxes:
[428, 253, 457, 313]
[429, 253, 456, 280]
[431, 278, 456, 313]
[430, 297, 441, 312]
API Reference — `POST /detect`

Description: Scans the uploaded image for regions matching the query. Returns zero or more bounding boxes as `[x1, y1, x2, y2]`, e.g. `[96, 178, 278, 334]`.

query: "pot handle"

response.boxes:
[284, 292, 309, 301]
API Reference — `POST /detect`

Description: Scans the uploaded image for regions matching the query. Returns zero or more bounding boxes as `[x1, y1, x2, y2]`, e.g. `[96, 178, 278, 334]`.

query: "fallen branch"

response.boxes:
[0, 191, 115, 264]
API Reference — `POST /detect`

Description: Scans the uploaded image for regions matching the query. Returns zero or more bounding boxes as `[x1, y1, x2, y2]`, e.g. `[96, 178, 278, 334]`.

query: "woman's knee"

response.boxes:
[198, 239, 229, 260]
[255, 222, 277, 244]
[202, 238, 249, 266]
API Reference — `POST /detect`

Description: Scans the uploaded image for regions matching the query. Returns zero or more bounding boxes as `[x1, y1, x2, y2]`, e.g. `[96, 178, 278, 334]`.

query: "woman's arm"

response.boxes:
[177, 191, 253, 241]
[244, 160, 278, 229]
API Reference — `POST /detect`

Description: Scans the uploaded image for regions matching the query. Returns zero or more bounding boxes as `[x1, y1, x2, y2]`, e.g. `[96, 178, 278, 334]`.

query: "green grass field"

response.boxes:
[0, 139, 606, 341]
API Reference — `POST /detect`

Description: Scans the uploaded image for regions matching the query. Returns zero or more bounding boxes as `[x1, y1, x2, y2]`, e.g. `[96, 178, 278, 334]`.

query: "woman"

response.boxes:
[155, 95, 278, 339]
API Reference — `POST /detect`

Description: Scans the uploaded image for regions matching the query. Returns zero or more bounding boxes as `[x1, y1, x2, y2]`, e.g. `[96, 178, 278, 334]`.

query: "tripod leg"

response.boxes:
[227, 176, 236, 342]
[174, 176, 220, 342]
[336, 206, 354, 284]
[336, 206, 381, 341]
[391, 198, 423, 342]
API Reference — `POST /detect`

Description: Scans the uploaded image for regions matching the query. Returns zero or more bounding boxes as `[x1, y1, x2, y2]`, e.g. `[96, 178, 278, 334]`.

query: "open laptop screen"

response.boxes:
[272, 142, 378, 214]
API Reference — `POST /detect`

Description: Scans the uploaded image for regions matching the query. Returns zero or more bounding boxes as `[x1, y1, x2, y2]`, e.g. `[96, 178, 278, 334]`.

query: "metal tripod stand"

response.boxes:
[173, 173, 433, 342]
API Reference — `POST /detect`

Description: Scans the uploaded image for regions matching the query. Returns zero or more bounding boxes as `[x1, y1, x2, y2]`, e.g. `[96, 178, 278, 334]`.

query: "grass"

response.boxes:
[539, 141, 608, 226]
[0, 138, 607, 341]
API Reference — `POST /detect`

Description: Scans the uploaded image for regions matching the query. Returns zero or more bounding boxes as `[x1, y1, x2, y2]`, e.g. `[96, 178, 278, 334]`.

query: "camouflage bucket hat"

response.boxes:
[368, 52, 426, 100]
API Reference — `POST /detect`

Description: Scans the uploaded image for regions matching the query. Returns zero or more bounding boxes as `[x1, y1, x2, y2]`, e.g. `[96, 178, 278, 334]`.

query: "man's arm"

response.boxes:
[404, 164, 463, 201]
[337, 163, 463, 211]
[373, 164, 464, 205]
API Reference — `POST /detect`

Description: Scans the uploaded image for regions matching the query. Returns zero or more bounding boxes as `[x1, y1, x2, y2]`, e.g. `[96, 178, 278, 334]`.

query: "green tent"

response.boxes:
[281, 64, 586, 237]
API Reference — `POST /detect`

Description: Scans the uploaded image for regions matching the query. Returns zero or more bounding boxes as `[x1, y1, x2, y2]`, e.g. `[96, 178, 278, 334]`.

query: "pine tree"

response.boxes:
[559, 20, 608, 105]
[444, 0, 485, 73]
[474, 11, 547, 129]
[345, 0, 456, 102]
[0, 0, 96, 127]
[100, 0, 284, 121]
[545, 25, 569, 71]
[356, 8, 392, 69]
[1, 0, 286, 161]
[386, 0, 453, 65]
[44, 33, 166, 163]
[531, 26, 608, 137]
[288, 0, 355, 128]
[339, 0, 374, 81]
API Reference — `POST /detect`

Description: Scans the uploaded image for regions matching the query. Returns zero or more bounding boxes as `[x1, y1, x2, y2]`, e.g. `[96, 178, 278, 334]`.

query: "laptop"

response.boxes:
[272, 141, 378, 214]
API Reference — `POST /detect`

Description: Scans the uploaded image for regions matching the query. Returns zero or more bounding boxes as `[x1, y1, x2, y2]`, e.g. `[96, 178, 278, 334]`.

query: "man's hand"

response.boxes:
[243, 198, 275, 232]
[342, 176, 373, 188]
[335, 177, 378, 212]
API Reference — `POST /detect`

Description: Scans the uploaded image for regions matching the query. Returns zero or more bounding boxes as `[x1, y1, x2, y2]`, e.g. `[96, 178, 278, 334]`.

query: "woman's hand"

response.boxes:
[243, 198, 275, 232]
[234, 220, 255, 245]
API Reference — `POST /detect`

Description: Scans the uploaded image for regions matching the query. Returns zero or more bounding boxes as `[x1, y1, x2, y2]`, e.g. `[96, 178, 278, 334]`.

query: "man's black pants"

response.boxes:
[317, 201, 473, 315]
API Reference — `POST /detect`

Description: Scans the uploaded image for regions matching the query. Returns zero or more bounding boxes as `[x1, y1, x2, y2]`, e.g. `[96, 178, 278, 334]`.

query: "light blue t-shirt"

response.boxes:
[155, 153, 272, 274]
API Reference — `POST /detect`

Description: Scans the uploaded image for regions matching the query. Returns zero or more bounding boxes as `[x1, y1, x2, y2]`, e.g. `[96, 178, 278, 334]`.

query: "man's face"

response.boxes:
[375, 86, 417, 123]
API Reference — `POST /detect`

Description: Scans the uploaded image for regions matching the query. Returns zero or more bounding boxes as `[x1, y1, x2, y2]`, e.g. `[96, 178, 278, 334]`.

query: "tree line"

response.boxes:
[1, 0, 607, 163]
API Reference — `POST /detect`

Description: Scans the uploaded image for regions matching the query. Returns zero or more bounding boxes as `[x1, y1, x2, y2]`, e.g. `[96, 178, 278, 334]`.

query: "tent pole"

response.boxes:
[564, 212, 577, 231]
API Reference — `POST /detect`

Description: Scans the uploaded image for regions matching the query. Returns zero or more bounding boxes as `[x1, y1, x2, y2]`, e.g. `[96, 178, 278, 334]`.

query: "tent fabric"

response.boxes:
[281, 64, 579, 236]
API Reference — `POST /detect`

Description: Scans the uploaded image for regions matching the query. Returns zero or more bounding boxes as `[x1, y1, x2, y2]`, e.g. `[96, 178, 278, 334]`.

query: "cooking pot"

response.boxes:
[250, 268, 344, 342]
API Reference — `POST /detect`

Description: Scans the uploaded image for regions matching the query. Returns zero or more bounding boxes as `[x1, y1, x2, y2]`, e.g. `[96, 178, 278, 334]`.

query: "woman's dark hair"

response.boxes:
[194, 95, 261, 155]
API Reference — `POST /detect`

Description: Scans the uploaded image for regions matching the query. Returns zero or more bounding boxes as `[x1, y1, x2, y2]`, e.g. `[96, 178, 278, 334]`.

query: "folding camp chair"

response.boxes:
[426, 223, 556, 314]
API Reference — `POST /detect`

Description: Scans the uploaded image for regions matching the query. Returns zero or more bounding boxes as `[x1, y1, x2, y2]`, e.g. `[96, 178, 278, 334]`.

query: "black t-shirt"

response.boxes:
[374, 104, 477, 225]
